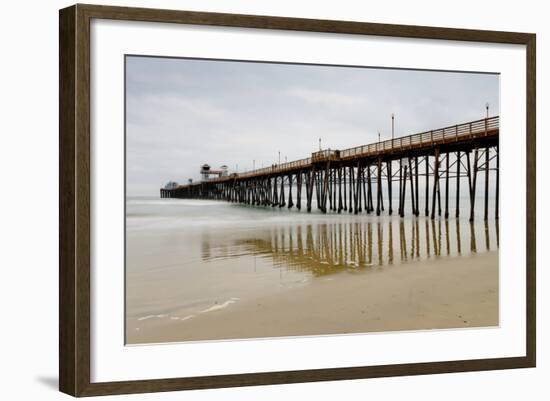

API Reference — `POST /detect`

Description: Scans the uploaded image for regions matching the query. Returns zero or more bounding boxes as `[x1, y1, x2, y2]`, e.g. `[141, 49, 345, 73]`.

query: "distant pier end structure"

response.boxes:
[200, 164, 229, 181]
[163, 181, 179, 190]
[160, 116, 499, 221]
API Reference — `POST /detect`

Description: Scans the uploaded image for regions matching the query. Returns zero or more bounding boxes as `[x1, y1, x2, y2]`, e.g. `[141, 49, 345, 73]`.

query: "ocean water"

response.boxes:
[125, 196, 498, 326]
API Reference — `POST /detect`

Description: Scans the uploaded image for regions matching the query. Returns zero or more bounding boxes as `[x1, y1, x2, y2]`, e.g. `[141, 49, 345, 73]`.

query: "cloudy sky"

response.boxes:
[126, 56, 499, 196]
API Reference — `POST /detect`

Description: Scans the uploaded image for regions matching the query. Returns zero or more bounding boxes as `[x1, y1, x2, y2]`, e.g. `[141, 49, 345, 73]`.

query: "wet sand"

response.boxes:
[127, 250, 498, 344]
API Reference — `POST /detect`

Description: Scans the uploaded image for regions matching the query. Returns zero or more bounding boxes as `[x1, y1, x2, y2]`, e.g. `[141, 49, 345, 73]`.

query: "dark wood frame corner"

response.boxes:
[59, 3, 536, 397]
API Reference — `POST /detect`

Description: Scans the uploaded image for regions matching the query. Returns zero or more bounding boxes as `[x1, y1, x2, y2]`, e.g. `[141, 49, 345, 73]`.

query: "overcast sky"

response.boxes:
[126, 56, 499, 196]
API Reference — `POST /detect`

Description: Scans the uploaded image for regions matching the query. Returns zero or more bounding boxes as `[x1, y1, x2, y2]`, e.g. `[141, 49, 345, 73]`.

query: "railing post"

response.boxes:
[455, 124, 458, 141]
[430, 130, 433, 143]
[485, 117, 488, 136]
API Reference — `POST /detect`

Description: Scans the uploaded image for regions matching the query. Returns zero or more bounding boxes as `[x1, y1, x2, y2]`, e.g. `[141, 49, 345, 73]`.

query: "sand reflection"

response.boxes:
[202, 218, 499, 277]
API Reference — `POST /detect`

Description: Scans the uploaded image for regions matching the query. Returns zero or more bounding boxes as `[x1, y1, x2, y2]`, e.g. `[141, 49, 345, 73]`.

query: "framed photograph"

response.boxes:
[59, 4, 536, 397]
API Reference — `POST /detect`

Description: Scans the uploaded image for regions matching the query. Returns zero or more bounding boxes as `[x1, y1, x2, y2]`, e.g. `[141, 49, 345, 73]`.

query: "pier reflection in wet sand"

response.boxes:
[202, 217, 499, 277]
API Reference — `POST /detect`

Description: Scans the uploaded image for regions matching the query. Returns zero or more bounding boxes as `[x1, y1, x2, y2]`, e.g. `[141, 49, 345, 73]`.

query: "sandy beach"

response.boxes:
[127, 250, 498, 344]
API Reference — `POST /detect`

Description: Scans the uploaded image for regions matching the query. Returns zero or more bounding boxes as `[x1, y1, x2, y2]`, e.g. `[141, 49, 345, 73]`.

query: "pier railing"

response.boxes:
[235, 156, 313, 179]
[340, 116, 499, 159]
[201, 116, 499, 183]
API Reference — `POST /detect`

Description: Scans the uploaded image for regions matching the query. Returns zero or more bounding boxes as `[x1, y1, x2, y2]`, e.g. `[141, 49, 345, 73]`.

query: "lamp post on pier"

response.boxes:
[391, 113, 395, 145]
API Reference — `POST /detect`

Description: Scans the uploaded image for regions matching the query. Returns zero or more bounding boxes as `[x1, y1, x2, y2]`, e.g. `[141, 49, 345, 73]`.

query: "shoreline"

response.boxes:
[127, 250, 498, 344]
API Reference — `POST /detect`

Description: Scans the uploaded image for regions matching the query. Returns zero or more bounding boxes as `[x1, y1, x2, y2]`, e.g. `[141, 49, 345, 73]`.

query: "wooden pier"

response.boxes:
[161, 116, 499, 220]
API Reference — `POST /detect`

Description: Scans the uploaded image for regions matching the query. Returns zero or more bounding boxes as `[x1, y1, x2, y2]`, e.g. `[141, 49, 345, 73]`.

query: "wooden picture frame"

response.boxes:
[59, 3, 536, 397]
